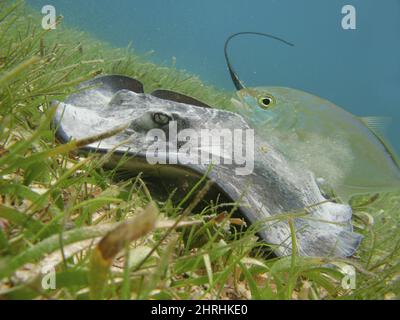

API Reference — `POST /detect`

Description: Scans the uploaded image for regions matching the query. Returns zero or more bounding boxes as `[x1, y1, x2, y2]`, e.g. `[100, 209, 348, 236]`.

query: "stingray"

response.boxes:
[53, 75, 362, 257]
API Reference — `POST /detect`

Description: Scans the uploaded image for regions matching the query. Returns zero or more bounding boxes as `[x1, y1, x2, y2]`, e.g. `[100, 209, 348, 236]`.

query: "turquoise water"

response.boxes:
[28, 0, 400, 153]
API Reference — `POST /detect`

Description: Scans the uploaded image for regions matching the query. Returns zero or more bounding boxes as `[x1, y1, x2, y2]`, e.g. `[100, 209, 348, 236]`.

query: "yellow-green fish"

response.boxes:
[225, 32, 400, 202]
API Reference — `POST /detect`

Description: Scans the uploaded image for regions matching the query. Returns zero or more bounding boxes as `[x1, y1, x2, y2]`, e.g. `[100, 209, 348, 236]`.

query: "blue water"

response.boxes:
[28, 0, 400, 153]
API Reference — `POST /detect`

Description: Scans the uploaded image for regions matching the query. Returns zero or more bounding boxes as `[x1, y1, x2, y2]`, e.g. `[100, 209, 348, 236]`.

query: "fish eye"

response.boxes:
[257, 95, 275, 109]
[152, 112, 172, 126]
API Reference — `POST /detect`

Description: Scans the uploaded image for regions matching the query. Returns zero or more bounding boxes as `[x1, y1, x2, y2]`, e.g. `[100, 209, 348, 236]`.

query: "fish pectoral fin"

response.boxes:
[151, 90, 213, 108]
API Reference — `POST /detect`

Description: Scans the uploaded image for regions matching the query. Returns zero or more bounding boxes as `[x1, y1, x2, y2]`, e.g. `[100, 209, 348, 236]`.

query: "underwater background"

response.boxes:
[27, 0, 400, 153]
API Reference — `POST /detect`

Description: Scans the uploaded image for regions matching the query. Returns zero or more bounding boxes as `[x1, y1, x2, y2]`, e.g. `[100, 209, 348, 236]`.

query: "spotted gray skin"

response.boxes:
[54, 76, 362, 257]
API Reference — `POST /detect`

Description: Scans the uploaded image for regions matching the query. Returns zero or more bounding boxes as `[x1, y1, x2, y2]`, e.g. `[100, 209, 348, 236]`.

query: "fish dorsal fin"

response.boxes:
[360, 116, 391, 137]
[151, 90, 212, 108]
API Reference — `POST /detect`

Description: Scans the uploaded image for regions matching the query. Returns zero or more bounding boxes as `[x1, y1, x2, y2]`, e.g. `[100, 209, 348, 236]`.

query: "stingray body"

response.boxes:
[54, 75, 362, 257]
[225, 32, 400, 202]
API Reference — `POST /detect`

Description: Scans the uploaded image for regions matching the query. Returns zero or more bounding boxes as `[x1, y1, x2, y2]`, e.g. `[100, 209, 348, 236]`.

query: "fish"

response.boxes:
[53, 75, 362, 257]
[225, 32, 400, 202]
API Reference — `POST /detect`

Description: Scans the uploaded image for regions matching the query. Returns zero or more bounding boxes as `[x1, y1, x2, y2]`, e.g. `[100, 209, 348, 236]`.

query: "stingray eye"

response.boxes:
[257, 95, 275, 109]
[152, 112, 172, 126]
